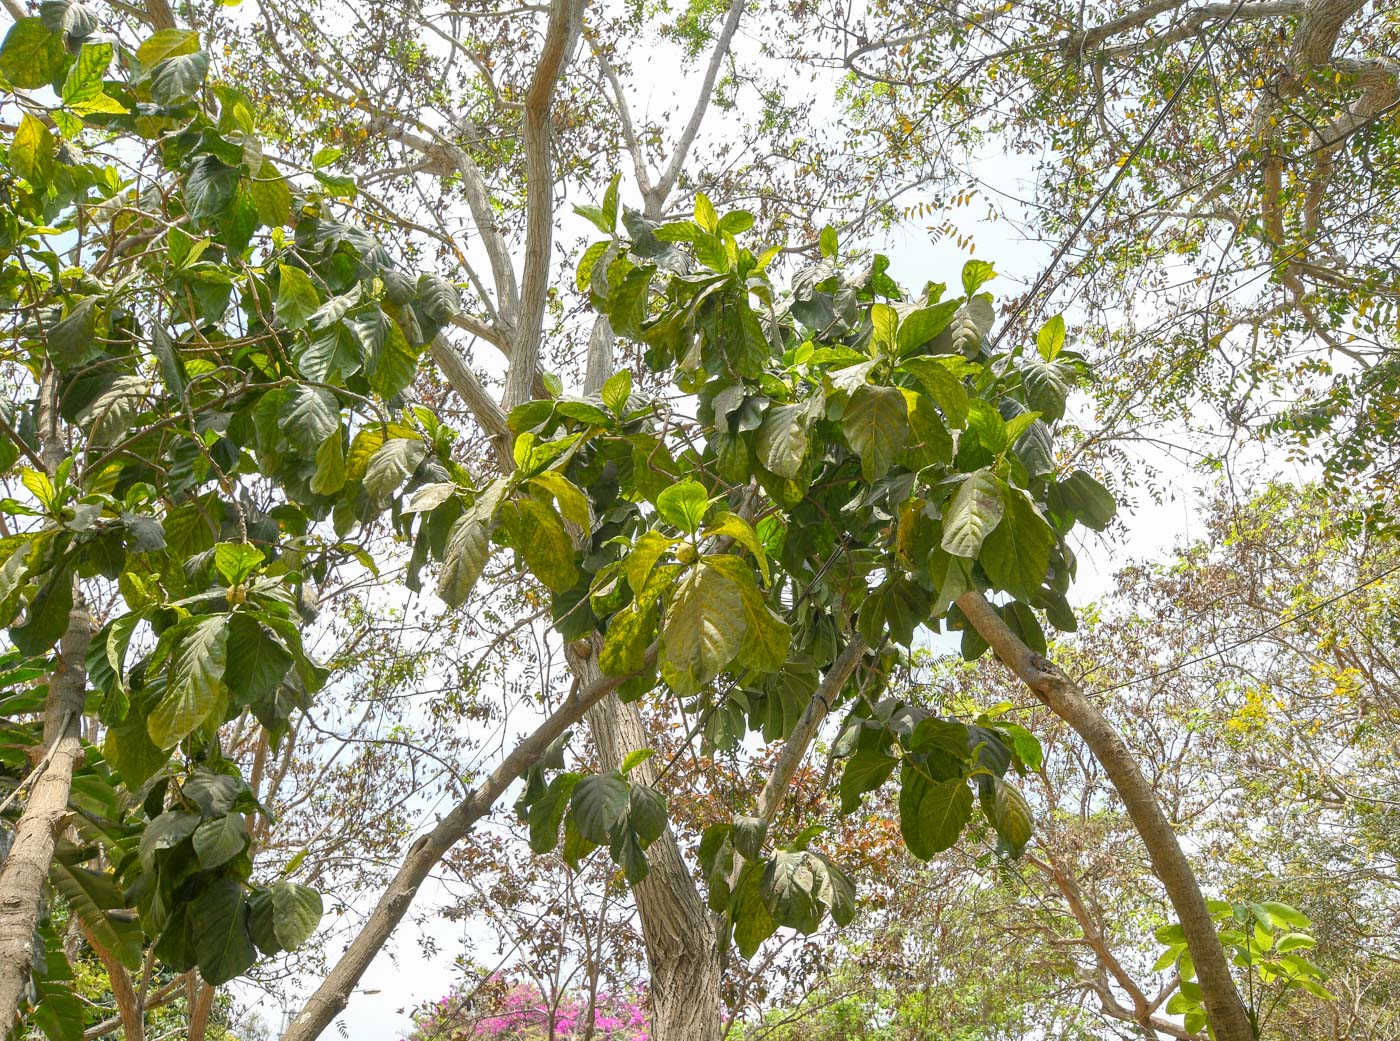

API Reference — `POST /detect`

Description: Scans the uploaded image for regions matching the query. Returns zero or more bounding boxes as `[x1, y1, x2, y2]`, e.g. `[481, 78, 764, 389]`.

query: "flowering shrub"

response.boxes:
[406, 977, 649, 1041]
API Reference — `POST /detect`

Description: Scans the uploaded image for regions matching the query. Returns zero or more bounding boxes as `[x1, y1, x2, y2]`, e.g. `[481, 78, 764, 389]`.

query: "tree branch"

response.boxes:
[503, 0, 586, 410]
[954, 590, 1255, 1041]
[279, 646, 658, 1041]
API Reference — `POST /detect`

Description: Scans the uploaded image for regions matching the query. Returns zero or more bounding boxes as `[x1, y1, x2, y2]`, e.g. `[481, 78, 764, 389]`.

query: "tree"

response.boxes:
[799, 0, 1400, 505]
[0, 5, 453, 1031]
[7, 6, 1378, 1041]
[742, 481, 1397, 1041]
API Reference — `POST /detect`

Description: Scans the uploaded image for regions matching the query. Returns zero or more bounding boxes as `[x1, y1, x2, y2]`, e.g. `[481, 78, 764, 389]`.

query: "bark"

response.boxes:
[78, 924, 144, 1041]
[186, 980, 215, 1041]
[955, 590, 1255, 1041]
[0, 595, 92, 1027]
[502, 0, 586, 410]
[280, 648, 657, 1041]
[574, 641, 722, 1041]
[751, 636, 867, 826]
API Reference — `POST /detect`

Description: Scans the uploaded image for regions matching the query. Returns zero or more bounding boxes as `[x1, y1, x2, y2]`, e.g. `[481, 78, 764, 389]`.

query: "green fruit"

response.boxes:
[675, 543, 698, 565]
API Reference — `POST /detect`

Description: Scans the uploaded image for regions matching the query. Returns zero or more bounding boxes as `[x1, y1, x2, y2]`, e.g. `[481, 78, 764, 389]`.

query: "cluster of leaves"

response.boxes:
[401, 188, 1114, 954]
[0, 5, 456, 1026]
[516, 744, 667, 886]
[1157, 900, 1332, 1036]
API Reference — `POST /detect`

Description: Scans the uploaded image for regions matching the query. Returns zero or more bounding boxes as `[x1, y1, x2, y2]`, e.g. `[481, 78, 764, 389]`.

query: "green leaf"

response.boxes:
[1036, 315, 1066, 362]
[762, 849, 823, 933]
[275, 265, 320, 331]
[819, 225, 838, 258]
[48, 860, 142, 969]
[10, 113, 54, 189]
[843, 384, 909, 482]
[899, 767, 973, 860]
[997, 722, 1043, 772]
[136, 28, 199, 70]
[962, 259, 996, 296]
[987, 776, 1033, 856]
[910, 718, 972, 760]
[363, 437, 426, 503]
[214, 542, 262, 585]
[756, 403, 812, 480]
[660, 561, 746, 695]
[940, 469, 1003, 558]
[704, 554, 790, 673]
[576, 241, 610, 293]
[1257, 901, 1311, 928]
[526, 771, 580, 853]
[628, 783, 667, 845]
[149, 615, 227, 749]
[527, 471, 591, 530]
[10, 563, 73, 657]
[436, 478, 508, 608]
[1, 18, 67, 89]
[42, 1, 100, 41]
[148, 50, 207, 105]
[270, 880, 323, 949]
[1021, 356, 1075, 422]
[717, 210, 754, 236]
[599, 600, 658, 677]
[732, 861, 778, 958]
[311, 431, 347, 495]
[296, 321, 361, 383]
[223, 614, 293, 706]
[840, 747, 898, 813]
[275, 383, 338, 444]
[980, 483, 1056, 602]
[250, 159, 292, 226]
[695, 193, 718, 233]
[193, 813, 249, 868]
[624, 531, 675, 600]
[185, 155, 240, 221]
[138, 811, 199, 868]
[1048, 470, 1116, 531]
[182, 770, 239, 817]
[499, 498, 578, 592]
[870, 303, 899, 351]
[350, 308, 415, 395]
[703, 512, 769, 584]
[48, 298, 97, 368]
[570, 773, 630, 845]
[896, 300, 961, 356]
[193, 877, 256, 985]
[620, 748, 654, 774]
[656, 479, 710, 534]
[899, 357, 970, 427]
[104, 715, 167, 789]
[602, 369, 632, 414]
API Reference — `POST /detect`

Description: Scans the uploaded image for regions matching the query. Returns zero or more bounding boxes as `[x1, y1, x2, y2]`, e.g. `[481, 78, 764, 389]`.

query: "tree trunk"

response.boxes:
[571, 641, 723, 1041]
[0, 593, 91, 1027]
[955, 590, 1255, 1041]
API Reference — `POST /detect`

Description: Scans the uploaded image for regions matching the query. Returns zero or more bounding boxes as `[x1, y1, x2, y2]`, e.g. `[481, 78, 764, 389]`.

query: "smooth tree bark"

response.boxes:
[954, 590, 1256, 1041]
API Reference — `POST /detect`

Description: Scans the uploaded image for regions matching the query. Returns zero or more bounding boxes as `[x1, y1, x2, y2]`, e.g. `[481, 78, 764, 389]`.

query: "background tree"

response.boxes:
[795, 0, 1400, 507]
